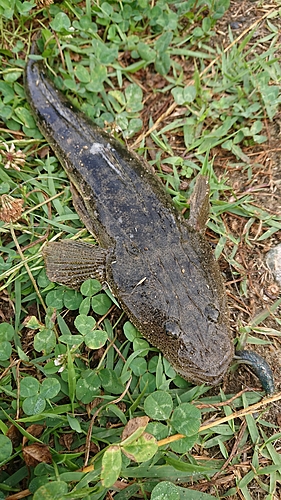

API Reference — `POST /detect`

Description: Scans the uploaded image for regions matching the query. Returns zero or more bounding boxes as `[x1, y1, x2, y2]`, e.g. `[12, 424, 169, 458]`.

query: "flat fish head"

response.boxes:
[162, 313, 234, 385]
[117, 276, 234, 386]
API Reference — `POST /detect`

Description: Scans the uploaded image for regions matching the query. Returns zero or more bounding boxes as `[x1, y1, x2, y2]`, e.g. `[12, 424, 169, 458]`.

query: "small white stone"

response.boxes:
[266, 243, 281, 286]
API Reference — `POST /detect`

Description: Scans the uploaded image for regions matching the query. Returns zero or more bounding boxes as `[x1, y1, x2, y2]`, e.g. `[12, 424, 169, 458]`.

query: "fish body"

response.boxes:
[25, 57, 234, 386]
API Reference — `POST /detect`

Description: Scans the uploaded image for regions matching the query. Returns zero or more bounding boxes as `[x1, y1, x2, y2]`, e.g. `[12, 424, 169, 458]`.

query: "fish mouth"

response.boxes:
[177, 345, 233, 386]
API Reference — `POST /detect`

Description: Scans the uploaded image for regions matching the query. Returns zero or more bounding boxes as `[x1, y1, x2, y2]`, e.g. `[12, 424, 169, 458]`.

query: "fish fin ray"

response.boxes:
[188, 175, 210, 233]
[43, 240, 108, 288]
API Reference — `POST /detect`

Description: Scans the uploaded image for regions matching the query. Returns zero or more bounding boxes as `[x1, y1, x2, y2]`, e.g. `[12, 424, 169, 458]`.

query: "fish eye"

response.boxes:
[204, 304, 220, 322]
[165, 320, 181, 339]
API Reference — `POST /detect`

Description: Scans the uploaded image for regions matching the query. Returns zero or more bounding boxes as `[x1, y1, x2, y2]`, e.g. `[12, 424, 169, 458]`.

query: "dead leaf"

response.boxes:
[59, 433, 74, 451]
[23, 425, 45, 446]
[121, 416, 149, 442]
[38, 145, 50, 158]
[6, 425, 21, 448]
[22, 443, 52, 466]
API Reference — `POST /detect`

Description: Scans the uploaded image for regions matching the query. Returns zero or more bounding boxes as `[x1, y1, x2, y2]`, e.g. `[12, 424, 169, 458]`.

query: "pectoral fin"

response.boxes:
[188, 175, 210, 233]
[43, 240, 108, 288]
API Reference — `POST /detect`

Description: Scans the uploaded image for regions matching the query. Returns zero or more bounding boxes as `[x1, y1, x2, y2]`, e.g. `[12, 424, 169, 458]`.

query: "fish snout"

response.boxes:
[177, 325, 233, 386]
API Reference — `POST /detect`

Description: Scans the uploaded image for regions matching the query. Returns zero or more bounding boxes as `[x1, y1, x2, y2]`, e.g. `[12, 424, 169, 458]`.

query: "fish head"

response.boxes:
[160, 300, 233, 386]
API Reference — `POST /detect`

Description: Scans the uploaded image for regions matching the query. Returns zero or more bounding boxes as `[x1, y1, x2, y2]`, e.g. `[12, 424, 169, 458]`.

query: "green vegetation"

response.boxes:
[0, 0, 281, 498]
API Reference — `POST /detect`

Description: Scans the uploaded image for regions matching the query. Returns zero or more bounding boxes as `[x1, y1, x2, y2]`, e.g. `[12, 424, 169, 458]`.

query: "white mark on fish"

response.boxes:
[90, 142, 122, 176]
[130, 276, 147, 296]
[136, 277, 147, 286]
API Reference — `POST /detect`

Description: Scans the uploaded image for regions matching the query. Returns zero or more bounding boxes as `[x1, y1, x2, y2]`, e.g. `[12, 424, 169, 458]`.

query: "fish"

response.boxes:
[24, 52, 274, 392]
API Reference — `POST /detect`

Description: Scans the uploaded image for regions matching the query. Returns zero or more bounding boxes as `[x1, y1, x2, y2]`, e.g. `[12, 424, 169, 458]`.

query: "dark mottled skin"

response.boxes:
[25, 57, 234, 386]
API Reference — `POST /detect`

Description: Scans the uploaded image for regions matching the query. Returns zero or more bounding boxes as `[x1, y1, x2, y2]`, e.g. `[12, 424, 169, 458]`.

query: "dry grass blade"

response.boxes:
[158, 391, 281, 447]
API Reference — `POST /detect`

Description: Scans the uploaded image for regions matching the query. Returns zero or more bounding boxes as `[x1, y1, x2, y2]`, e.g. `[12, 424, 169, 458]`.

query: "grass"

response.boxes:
[0, 0, 281, 498]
